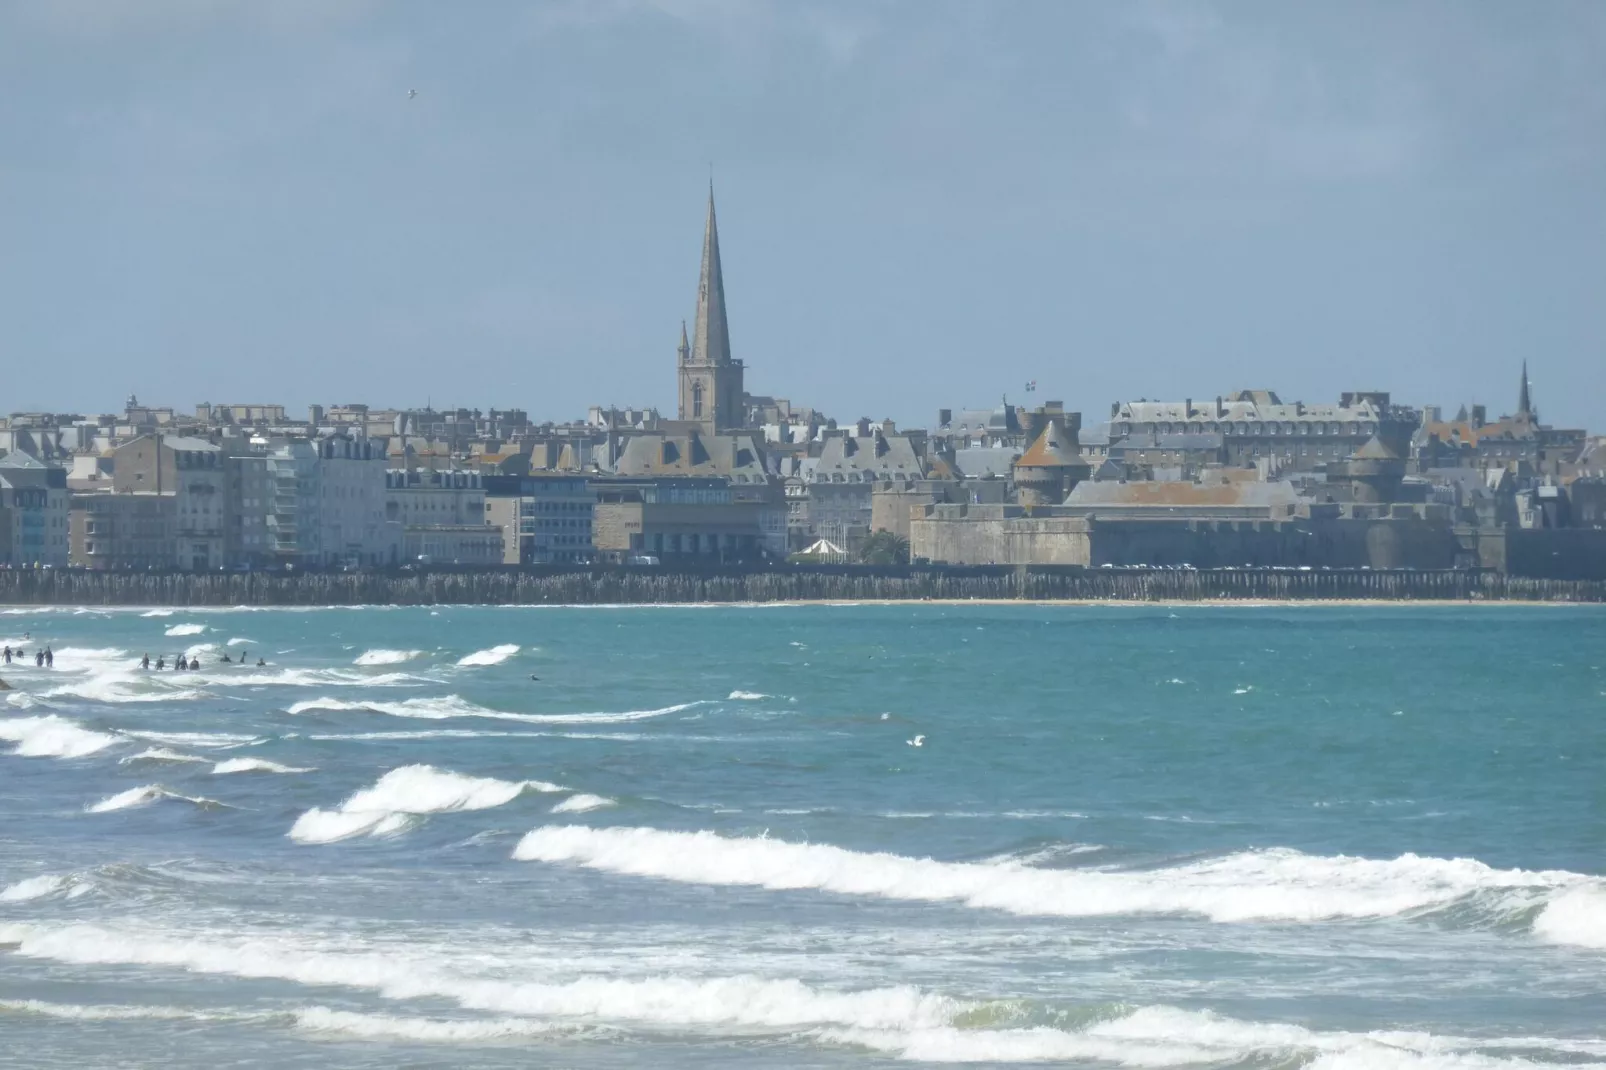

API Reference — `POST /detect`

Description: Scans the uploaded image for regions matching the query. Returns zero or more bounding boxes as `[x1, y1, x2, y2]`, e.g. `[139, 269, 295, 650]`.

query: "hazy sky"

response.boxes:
[3, 0, 1602, 429]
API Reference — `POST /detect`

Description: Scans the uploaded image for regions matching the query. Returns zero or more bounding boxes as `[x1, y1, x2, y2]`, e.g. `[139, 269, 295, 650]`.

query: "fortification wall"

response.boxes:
[0, 566, 1600, 605]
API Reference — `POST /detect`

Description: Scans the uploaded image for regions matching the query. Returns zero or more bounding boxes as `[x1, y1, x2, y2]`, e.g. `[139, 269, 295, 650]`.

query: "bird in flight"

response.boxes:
[408, 89, 418, 99]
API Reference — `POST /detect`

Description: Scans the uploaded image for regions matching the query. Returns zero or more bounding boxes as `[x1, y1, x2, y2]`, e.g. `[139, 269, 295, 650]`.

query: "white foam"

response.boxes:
[289, 765, 561, 844]
[226, 637, 255, 647]
[354, 649, 421, 666]
[514, 827, 1604, 932]
[552, 793, 615, 814]
[728, 690, 768, 700]
[164, 623, 207, 636]
[287, 694, 698, 726]
[212, 757, 312, 775]
[0, 715, 121, 759]
[457, 644, 519, 667]
[0, 998, 240, 1022]
[140, 610, 174, 618]
[1533, 886, 1606, 950]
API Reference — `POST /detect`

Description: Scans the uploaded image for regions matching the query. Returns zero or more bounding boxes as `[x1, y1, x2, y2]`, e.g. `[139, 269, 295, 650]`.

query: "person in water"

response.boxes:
[189, 656, 200, 670]
[256, 658, 266, 666]
[221, 654, 232, 664]
[141, 654, 151, 670]
[155, 656, 166, 671]
[34, 651, 43, 667]
[2, 646, 10, 664]
[44, 647, 52, 668]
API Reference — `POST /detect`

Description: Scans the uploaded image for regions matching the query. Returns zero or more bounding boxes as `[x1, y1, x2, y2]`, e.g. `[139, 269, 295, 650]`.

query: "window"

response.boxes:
[692, 381, 704, 419]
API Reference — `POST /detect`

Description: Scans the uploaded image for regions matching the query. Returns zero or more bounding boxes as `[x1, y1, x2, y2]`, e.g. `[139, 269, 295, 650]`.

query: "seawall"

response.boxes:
[1, 567, 1603, 606]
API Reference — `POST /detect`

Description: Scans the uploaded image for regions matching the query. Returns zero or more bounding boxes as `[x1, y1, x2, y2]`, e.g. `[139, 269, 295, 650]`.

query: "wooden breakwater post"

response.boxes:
[0, 567, 1602, 607]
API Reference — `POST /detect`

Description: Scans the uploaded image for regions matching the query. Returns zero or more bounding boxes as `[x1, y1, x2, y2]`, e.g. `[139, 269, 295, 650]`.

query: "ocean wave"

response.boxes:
[289, 765, 563, 844]
[354, 649, 422, 666]
[728, 690, 769, 700]
[287, 694, 700, 726]
[457, 644, 519, 667]
[0, 921, 1594, 1066]
[0, 874, 90, 903]
[85, 785, 225, 813]
[226, 637, 255, 647]
[212, 757, 313, 776]
[119, 747, 209, 766]
[1533, 887, 1606, 950]
[0, 715, 121, 759]
[164, 623, 207, 636]
[293, 1006, 570, 1041]
[0, 998, 247, 1023]
[124, 730, 262, 749]
[140, 610, 174, 618]
[552, 794, 615, 814]
[512, 827, 1605, 944]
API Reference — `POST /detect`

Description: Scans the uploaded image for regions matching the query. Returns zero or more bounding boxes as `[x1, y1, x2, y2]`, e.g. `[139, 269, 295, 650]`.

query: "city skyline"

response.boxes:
[2, 1, 1602, 428]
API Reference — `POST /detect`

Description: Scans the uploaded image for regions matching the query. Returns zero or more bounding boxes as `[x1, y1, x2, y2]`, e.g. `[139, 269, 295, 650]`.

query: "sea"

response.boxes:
[0, 602, 1602, 1069]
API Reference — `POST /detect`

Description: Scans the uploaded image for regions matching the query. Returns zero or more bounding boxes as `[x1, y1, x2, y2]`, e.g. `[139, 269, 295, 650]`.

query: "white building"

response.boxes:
[0, 452, 69, 567]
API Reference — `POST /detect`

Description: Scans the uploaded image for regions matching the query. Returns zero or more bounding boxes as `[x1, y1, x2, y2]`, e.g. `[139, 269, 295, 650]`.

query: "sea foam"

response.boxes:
[0, 715, 120, 759]
[289, 764, 562, 844]
[164, 623, 207, 636]
[86, 785, 222, 813]
[552, 794, 615, 814]
[512, 826, 1605, 942]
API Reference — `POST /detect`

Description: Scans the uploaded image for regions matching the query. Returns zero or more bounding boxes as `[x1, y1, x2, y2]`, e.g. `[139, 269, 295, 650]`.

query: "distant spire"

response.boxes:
[1517, 360, 1535, 420]
[678, 319, 690, 365]
[690, 185, 731, 367]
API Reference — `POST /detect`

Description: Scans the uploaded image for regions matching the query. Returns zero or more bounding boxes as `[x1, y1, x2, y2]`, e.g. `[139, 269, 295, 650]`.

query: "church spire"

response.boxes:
[690, 184, 732, 367]
[1517, 360, 1535, 420]
[678, 319, 690, 365]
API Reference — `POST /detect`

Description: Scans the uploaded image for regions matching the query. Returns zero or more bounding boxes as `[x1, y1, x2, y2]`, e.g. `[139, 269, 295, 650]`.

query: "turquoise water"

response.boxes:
[0, 603, 1603, 1068]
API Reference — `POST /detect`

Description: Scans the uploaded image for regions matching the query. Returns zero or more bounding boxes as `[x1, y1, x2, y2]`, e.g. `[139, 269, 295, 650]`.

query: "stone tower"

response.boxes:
[678, 186, 745, 434]
[1013, 412, 1092, 508]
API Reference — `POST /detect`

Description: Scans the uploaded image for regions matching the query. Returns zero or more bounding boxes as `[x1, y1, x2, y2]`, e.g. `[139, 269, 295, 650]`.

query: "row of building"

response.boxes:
[2, 189, 1601, 576]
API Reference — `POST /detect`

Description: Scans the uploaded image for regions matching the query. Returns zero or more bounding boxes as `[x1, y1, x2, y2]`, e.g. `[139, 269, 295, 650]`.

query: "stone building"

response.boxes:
[111, 434, 227, 571]
[1012, 413, 1091, 508]
[1107, 390, 1417, 473]
[592, 477, 768, 563]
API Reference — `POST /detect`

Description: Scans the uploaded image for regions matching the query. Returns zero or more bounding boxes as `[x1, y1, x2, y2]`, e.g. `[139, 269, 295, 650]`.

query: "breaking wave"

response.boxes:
[140, 610, 174, 618]
[552, 793, 616, 814]
[512, 826, 1606, 946]
[0, 715, 120, 759]
[287, 695, 699, 726]
[354, 649, 421, 666]
[0, 920, 1595, 1066]
[1, 874, 89, 903]
[728, 690, 768, 700]
[457, 644, 519, 667]
[164, 623, 207, 636]
[85, 785, 225, 813]
[212, 757, 313, 776]
[289, 764, 563, 844]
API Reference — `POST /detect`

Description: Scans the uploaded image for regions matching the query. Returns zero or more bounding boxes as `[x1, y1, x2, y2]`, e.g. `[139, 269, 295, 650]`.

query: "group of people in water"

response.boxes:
[140, 651, 266, 671]
[2, 644, 52, 668]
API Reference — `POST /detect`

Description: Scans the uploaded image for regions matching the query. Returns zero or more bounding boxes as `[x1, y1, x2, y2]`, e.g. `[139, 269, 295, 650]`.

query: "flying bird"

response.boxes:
[408, 89, 418, 99]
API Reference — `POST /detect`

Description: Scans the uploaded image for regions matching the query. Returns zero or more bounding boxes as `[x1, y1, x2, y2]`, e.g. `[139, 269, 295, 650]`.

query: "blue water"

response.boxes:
[1, 603, 1603, 1068]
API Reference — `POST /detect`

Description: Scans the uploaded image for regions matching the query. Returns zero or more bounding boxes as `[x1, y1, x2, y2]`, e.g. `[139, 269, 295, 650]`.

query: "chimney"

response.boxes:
[1184, 398, 1192, 418]
[1471, 404, 1487, 429]
[1215, 396, 1224, 418]
[938, 408, 952, 427]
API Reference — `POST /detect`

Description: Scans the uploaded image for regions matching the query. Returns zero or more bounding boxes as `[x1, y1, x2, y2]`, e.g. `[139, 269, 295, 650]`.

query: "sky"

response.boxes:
[2, 0, 1603, 430]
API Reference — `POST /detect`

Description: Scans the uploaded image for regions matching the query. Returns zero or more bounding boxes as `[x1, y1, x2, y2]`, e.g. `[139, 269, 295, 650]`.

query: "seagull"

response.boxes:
[407, 89, 418, 99]
[907, 735, 925, 748]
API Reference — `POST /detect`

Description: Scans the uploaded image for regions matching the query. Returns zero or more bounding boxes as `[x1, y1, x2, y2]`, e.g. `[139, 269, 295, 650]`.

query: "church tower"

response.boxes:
[678, 186, 745, 433]
[1517, 360, 1537, 424]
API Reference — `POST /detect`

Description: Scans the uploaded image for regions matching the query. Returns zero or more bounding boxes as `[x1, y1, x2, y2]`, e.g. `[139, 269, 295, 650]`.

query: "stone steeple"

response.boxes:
[691, 185, 731, 368]
[1517, 360, 1535, 421]
[677, 185, 745, 433]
